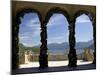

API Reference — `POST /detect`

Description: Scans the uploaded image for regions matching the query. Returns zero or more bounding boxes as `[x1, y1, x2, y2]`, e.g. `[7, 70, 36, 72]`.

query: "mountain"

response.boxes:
[75, 40, 94, 49]
[47, 42, 69, 54]
[48, 42, 69, 50]
[88, 44, 94, 49]
[34, 40, 94, 54]
[19, 40, 94, 54]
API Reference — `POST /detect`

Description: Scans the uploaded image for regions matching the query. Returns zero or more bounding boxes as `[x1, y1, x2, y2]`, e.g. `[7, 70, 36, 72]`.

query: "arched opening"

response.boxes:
[47, 13, 69, 67]
[18, 12, 41, 68]
[75, 13, 94, 65]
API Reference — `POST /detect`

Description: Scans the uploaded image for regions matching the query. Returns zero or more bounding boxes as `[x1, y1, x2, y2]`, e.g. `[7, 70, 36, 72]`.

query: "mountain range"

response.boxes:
[34, 40, 94, 54]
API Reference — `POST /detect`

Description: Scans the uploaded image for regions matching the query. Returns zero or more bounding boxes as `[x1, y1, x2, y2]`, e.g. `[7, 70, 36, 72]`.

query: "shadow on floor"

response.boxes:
[12, 64, 96, 75]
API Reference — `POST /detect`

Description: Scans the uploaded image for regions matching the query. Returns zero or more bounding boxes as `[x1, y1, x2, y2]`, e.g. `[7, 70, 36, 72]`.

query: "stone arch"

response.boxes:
[15, 8, 42, 25]
[74, 10, 95, 23]
[74, 10, 96, 64]
[12, 8, 42, 70]
[45, 7, 70, 24]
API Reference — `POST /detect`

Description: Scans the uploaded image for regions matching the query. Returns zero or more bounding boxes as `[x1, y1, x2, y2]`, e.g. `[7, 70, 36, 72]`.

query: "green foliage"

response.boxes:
[19, 43, 40, 54]
[84, 48, 88, 52]
[84, 48, 90, 53]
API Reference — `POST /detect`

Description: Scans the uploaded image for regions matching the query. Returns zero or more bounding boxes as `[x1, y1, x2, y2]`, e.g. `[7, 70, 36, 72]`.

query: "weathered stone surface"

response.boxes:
[28, 51, 34, 62]
[68, 21, 77, 67]
[19, 53, 25, 64]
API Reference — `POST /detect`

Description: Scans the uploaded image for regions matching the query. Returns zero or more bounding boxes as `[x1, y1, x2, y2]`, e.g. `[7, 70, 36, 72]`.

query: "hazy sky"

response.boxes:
[75, 14, 93, 42]
[19, 13, 93, 47]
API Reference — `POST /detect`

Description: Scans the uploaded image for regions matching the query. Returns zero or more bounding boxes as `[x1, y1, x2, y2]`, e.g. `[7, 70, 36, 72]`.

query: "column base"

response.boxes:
[39, 54, 48, 68]
[68, 50, 77, 67]
[12, 53, 19, 70]
[92, 52, 96, 64]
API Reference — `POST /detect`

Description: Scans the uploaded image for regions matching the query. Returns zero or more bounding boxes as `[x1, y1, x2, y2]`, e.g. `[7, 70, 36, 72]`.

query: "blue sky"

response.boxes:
[19, 13, 41, 46]
[19, 13, 93, 47]
[75, 14, 93, 42]
[47, 14, 69, 44]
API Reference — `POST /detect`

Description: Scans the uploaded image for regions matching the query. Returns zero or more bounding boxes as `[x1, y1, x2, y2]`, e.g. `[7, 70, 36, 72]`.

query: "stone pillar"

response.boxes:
[68, 20, 77, 67]
[39, 21, 48, 68]
[12, 18, 19, 70]
[92, 19, 96, 64]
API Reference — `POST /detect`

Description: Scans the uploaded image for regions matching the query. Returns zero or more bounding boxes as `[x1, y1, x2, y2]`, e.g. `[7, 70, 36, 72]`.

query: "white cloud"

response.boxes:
[19, 29, 40, 45]
[76, 14, 91, 23]
[19, 32, 30, 36]
[26, 19, 40, 27]
[20, 41, 34, 47]
[19, 14, 69, 45]
[19, 34, 30, 41]
[33, 30, 40, 36]
[19, 33, 38, 47]
[19, 36, 29, 39]
[20, 16, 40, 28]
[19, 17, 41, 36]
[47, 14, 67, 26]
[19, 29, 40, 38]
[49, 36, 64, 40]
[48, 36, 68, 44]
[19, 13, 41, 46]
[24, 18, 41, 34]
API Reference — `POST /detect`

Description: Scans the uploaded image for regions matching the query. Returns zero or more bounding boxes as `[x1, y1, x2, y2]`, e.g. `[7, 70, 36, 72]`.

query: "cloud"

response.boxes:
[19, 25, 40, 46]
[19, 31, 40, 47]
[19, 33, 30, 41]
[26, 19, 40, 27]
[24, 18, 41, 34]
[47, 14, 68, 26]
[19, 13, 41, 46]
[48, 36, 68, 44]
[76, 14, 91, 23]
[19, 29, 40, 38]
[20, 13, 40, 29]
[20, 13, 66, 46]
[19, 32, 30, 36]
[20, 16, 41, 36]
[19, 36, 29, 39]
[19, 40, 34, 47]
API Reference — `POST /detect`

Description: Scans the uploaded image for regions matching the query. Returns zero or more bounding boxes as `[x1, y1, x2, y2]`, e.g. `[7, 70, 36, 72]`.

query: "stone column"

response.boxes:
[68, 20, 77, 67]
[39, 21, 48, 68]
[12, 18, 19, 70]
[92, 19, 96, 64]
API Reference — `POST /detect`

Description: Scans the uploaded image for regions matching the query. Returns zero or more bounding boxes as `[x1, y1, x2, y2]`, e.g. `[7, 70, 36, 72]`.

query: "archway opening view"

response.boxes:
[47, 13, 69, 67]
[18, 13, 41, 68]
[75, 14, 94, 65]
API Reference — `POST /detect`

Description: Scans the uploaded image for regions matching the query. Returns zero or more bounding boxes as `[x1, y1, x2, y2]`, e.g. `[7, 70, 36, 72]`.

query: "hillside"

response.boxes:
[19, 40, 94, 54]
[19, 43, 40, 54]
